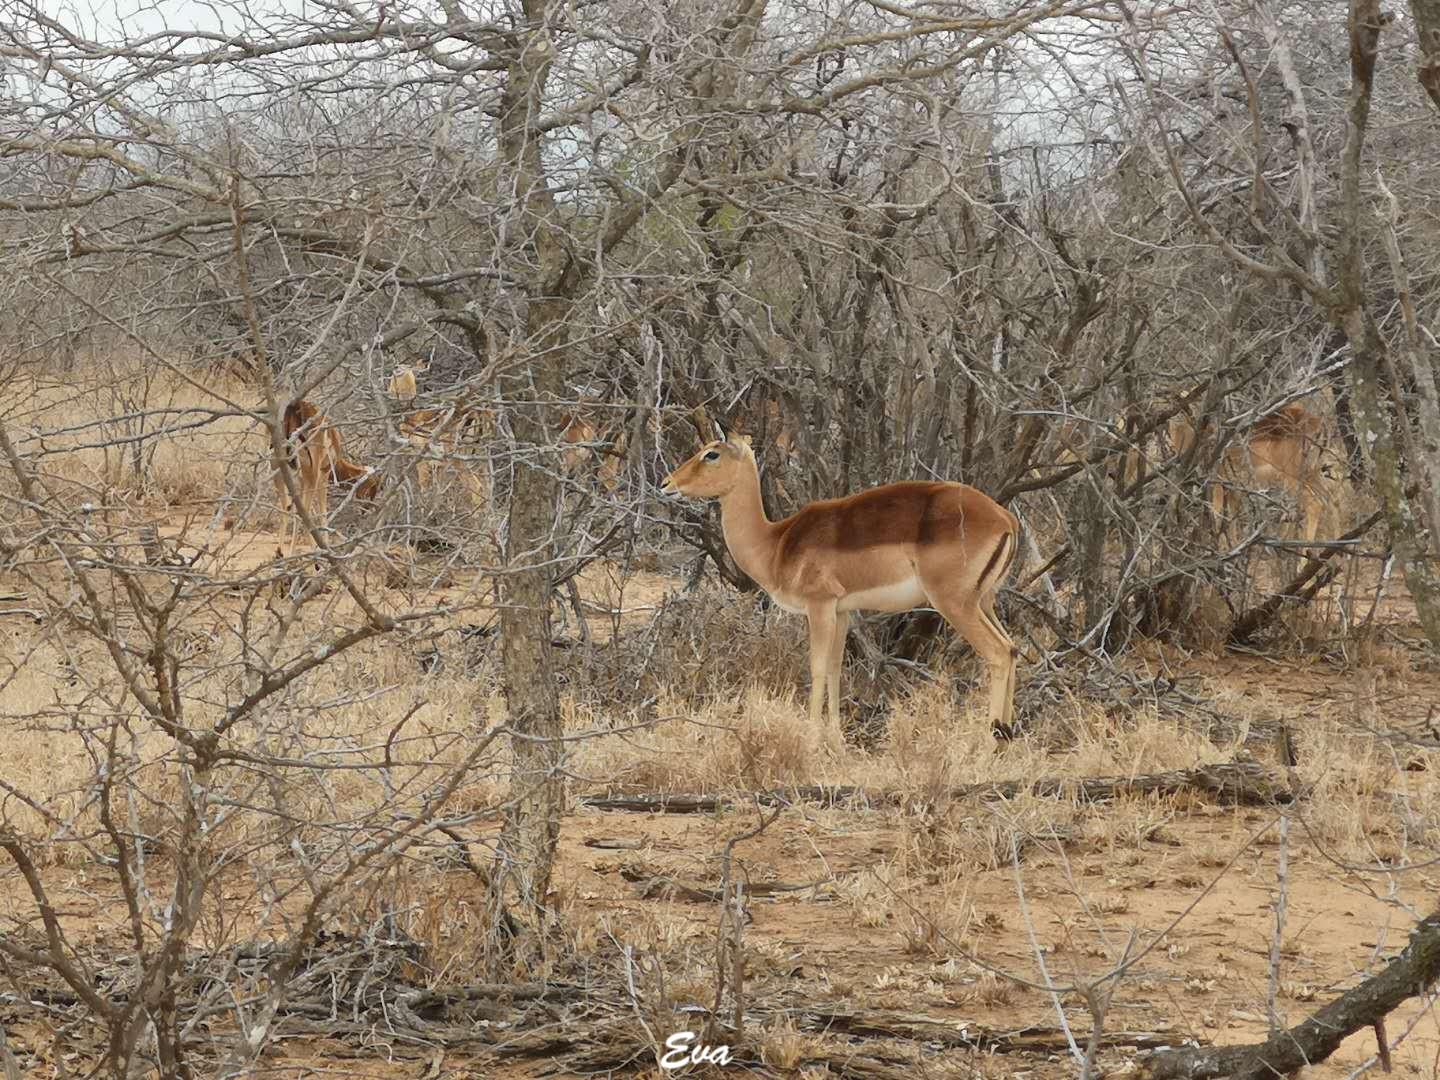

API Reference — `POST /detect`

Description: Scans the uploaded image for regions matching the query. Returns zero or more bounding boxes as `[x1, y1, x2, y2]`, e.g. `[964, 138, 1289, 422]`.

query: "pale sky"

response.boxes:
[63, 0, 306, 40]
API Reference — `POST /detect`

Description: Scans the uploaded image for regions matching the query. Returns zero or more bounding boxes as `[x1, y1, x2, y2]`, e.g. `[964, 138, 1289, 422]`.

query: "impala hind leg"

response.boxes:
[308, 456, 328, 550]
[1300, 475, 1330, 544]
[279, 443, 326, 554]
[922, 531, 1017, 736]
[1208, 478, 1229, 542]
[979, 587, 1016, 733]
[272, 470, 295, 557]
[934, 595, 1016, 736]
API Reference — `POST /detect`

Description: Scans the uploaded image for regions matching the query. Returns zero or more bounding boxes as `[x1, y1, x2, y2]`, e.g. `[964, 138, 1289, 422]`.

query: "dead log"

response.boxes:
[974, 761, 1291, 806]
[578, 761, 1291, 814]
[625, 869, 872, 904]
[791, 1051, 913, 1079]
[532, 1008, 1172, 1076]
[796, 1007, 1174, 1055]
[579, 786, 870, 813]
[396, 981, 575, 1022]
[1140, 912, 1440, 1079]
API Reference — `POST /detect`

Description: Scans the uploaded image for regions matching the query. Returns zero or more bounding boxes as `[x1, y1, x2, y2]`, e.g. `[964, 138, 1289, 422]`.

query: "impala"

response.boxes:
[272, 400, 381, 555]
[560, 407, 629, 491]
[1210, 403, 1334, 543]
[387, 359, 429, 403]
[1029, 415, 1150, 486]
[399, 401, 492, 446]
[1029, 416, 1097, 478]
[399, 401, 490, 501]
[1167, 412, 1199, 458]
[662, 431, 1019, 741]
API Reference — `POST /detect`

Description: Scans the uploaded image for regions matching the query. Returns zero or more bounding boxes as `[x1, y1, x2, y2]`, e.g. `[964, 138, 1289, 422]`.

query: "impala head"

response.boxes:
[661, 431, 754, 498]
[388, 365, 419, 402]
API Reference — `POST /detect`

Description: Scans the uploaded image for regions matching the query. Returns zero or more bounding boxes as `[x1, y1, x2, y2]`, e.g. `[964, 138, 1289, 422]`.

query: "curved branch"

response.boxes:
[1142, 911, 1440, 1079]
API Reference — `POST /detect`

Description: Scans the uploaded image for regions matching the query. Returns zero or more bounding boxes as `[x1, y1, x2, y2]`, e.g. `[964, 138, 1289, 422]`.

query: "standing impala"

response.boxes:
[662, 431, 1019, 741]
[1171, 403, 1335, 543]
[272, 400, 381, 555]
[1213, 403, 1334, 544]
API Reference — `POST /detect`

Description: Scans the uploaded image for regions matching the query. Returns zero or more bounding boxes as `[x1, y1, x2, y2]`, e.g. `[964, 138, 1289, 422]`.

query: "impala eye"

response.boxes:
[702, 450, 720, 462]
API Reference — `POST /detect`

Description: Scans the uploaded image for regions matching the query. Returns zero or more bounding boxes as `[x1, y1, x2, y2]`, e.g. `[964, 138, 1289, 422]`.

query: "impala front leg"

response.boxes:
[1301, 484, 1323, 544]
[806, 600, 840, 745]
[828, 610, 850, 732]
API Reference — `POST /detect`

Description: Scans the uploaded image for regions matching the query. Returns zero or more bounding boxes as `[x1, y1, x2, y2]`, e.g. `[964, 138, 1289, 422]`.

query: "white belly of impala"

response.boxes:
[768, 592, 810, 615]
[767, 578, 928, 616]
[839, 577, 927, 613]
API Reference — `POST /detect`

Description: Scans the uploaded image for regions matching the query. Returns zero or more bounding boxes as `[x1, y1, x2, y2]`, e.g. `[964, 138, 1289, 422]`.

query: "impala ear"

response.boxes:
[715, 419, 730, 443]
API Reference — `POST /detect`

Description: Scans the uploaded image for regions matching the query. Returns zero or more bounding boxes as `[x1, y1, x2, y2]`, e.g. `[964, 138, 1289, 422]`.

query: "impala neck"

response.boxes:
[717, 453, 778, 588]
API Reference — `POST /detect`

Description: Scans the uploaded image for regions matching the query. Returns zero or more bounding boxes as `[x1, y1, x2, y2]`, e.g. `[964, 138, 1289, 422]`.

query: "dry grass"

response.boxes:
[0, 578, 504, 846]
[1, 361, 263, 511]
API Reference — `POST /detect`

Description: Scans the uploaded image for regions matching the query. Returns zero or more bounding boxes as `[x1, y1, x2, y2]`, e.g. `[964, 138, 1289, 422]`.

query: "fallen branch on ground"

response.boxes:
[578, 760, 1291, 814]
[511, 1007, 1177, 1076]
[1140, 911, 1440, 1079]
[794, 1007, 1175, 1055]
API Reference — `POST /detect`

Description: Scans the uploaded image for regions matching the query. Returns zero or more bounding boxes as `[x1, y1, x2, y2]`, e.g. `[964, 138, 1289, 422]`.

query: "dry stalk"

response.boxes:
[710, 802, 780, 1045]
[1267, 813, 1291, 1037]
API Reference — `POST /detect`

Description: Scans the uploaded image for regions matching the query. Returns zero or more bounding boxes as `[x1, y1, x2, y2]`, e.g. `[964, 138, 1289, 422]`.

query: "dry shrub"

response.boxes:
[366, 447, 504, 561]
[1081, 794, 1177, 855]
[410, 866, 505, 984]
[572, 635, 1253, 803]
[599, 906, 697, 957]
[899, 791, 1081, 877]
[635, 587, 808, 705]
[883, 679, 986, 792]
[576, 685, 830, 792]
[0, 632, 173, 848]
[898, 883, 975, 958]
[1294, 715, 1440, 860]
[0, 585, 502, 873]
[1343, 631, 1413, 676]
[881, 678, 1230, 791]
[1264, 600, 1345, 656]
[837, 863, 900, 929]
[760, 1018, 827, 1071]
[1177, 585, 1235, 653]
[1048, 702, 1235, 777]
[485, 571, 809, 722]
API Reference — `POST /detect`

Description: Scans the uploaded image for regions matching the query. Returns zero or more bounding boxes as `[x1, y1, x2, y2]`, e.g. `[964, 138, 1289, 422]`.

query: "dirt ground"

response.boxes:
[3, 508, 1439, 1078]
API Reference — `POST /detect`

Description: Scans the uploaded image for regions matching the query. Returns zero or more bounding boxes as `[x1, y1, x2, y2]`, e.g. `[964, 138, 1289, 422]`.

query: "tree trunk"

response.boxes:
[1323, 329, 1368, 484]
[492, 347, 567, 970]
[488, 0, 569, 971]
[1411, 0, 1440, 110]
[1332, 0, 1440, 647]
